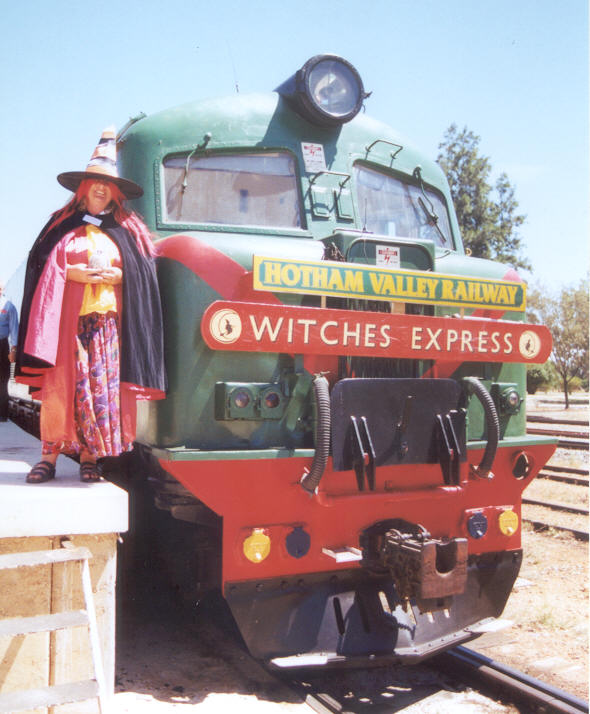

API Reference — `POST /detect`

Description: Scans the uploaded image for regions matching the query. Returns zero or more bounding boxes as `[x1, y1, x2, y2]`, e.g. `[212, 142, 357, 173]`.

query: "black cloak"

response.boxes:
[16, 210, 167, 395]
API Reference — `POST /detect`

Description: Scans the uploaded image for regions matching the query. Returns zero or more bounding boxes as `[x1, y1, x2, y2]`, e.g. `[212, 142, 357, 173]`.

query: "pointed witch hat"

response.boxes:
[57, 126, 143, 199]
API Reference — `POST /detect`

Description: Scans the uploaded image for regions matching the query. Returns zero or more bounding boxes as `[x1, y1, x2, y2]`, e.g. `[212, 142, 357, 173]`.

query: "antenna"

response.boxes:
[226, 41, 239, 93]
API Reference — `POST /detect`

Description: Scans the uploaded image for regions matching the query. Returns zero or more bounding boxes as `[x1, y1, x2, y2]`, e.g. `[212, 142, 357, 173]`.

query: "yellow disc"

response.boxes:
[243, 529, 271, 563]
[498, 510, 519, 536]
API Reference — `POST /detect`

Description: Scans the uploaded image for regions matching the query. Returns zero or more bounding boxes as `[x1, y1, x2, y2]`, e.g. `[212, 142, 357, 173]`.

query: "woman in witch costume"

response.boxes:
[16, 127, 166, 483]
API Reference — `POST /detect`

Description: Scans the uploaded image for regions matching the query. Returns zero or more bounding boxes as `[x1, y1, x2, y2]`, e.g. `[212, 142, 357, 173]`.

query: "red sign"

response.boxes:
[201, 301, 552, 363]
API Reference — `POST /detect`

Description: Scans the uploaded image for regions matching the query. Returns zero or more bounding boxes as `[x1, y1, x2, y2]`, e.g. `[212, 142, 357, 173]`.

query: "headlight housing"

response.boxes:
[276, 54, 368, 127]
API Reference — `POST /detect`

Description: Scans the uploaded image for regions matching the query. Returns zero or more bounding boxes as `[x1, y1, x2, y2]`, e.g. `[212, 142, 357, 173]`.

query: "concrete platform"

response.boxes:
[0, 420, 128, 537]
[0, 419, 129, 713]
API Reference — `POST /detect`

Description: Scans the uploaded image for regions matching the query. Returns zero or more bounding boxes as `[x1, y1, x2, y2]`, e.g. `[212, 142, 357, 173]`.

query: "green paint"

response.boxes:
[152, 447, 315, 462]
[118, 88, 534, 454]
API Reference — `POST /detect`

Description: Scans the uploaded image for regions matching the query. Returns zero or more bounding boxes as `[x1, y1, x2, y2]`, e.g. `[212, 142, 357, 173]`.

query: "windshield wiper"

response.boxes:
[181, 133, 213, 193]
[413, 165, 448, 246]
[417, 196, 447, 245]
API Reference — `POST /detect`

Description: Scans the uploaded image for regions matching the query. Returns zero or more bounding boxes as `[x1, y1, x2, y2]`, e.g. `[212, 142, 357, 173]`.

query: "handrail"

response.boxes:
[365, 139, 403, 160]
[309, 170, 351, 188]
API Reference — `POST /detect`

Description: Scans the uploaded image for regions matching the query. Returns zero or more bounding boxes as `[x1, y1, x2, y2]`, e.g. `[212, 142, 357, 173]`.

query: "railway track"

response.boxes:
[522, 496, 588, 517]
[523, 518, 589, 541]
[528, 415, 589, 427]
[526, 427, 588, 440]
[526, 427, 588, 450]
[433, 646, 589, 714]
[544, 464, 589, 476]
[538, 465, 589, 487]
[280, 645, 590, 713]
[526, 410, 589, 452]
[524, 458, 589, 540]
[117, 581, 590, 714]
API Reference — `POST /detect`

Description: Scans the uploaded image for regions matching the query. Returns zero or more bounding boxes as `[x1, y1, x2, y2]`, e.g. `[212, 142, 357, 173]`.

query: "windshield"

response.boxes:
[354, 165, 452, 247]
[163, 152, 302, 228]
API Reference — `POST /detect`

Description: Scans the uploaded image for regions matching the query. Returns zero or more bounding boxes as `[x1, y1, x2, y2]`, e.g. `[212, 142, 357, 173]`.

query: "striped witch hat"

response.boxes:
[57, 126, 143, 199]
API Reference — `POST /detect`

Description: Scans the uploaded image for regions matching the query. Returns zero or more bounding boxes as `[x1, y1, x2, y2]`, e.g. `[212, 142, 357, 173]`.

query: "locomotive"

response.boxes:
[114, 54, 554, 666]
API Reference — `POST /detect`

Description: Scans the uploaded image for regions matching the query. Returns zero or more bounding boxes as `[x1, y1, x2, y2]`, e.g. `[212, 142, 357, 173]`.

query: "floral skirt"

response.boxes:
[42, 312, 131, 458]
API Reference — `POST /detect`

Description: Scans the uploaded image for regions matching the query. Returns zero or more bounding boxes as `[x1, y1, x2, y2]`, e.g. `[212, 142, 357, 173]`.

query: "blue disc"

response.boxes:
[467, 512, 488, 539]
[286, 527, 311, 558]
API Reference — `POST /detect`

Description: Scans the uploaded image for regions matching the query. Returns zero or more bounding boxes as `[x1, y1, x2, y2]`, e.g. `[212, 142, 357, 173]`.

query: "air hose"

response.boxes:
[463, 376, 499, 479]
[300, 375, 331, 493]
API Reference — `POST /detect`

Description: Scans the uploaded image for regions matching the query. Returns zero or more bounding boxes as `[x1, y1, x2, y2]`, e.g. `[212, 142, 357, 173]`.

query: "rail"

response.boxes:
[538, 469, 589, 487]
[523, 497, 588, 516]
[528, 415, 589, 427]
[433, 646, 589, 714]
[523, 519, 589, 541]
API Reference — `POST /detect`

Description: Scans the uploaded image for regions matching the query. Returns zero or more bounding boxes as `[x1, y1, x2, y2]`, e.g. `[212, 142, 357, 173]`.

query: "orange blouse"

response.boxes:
[76, 225, 121, 316]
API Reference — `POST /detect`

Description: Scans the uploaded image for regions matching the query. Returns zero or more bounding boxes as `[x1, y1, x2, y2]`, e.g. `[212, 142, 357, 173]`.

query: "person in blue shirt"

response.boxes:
[0, 283, 19, 421]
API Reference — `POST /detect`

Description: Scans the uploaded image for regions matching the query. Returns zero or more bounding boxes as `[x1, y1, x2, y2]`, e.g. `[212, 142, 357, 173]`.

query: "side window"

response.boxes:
[354, 165, 453, 247]
[163, 152, 302, 228]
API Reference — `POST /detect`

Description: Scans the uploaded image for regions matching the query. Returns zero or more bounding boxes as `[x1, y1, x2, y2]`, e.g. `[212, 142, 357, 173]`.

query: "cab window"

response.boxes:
[163, 152, 302, 228]
[354, 165, 452, 247]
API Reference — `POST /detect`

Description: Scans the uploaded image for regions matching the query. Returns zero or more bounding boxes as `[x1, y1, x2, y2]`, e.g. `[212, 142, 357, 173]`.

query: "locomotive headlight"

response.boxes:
[276, 54, 368, 127]
[502, 388, 522, 414]
[307, 58, 361, 119]
[260, 386, 284, 417]
[264, 392, 280, 409]
[227, 386, 257, 419]
[232, 388, 252, 409]
[491, 382, 522, 415]
[216, 382, 287, 420]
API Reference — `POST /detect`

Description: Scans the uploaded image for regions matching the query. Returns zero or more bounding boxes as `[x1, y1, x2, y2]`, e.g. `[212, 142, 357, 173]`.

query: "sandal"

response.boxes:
[26, 461, 56, 484]
[80, 461, 101, 483]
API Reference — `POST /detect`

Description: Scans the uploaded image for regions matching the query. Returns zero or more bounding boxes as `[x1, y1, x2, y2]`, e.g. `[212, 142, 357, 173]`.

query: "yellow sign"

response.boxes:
[252, 256, 526, 311]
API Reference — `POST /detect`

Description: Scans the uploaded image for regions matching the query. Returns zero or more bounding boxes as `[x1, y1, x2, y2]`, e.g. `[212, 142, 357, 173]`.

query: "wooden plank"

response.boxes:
[0, 547, 92, 571]
[81, 557, 108, 710]
[0, 679, 98, 711]
[0, 610, 89, 637]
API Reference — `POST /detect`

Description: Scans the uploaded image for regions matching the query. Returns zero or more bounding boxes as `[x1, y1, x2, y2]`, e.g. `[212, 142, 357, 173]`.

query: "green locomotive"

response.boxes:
[117, 55, 554, 665]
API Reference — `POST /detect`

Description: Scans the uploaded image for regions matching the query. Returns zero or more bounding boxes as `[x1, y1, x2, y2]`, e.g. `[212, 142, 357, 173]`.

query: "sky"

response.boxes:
[1, 0, 588, 303]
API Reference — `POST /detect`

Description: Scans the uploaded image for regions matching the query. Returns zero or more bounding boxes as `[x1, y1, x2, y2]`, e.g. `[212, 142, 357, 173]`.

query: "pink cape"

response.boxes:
[18, 227, 145, 449]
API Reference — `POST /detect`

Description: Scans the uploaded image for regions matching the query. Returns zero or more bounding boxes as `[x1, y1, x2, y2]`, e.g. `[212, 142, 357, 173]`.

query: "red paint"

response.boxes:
[157, 234, 338, 375]
[159, 441, 556, 586]
[158, 234, 259, 302]
[201, 300, 552, 363]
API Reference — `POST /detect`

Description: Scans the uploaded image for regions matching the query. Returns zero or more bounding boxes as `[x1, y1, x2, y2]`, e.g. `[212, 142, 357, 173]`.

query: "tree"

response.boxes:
[527, 279, 589, 408]
[526, 363, 554, 395]
[437, 124, 530, 270]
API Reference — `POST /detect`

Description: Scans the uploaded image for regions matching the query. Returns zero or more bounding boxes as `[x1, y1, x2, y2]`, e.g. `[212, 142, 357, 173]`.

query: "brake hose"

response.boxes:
[300, 375, 331, 493]
[463, 376, 499, 479]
